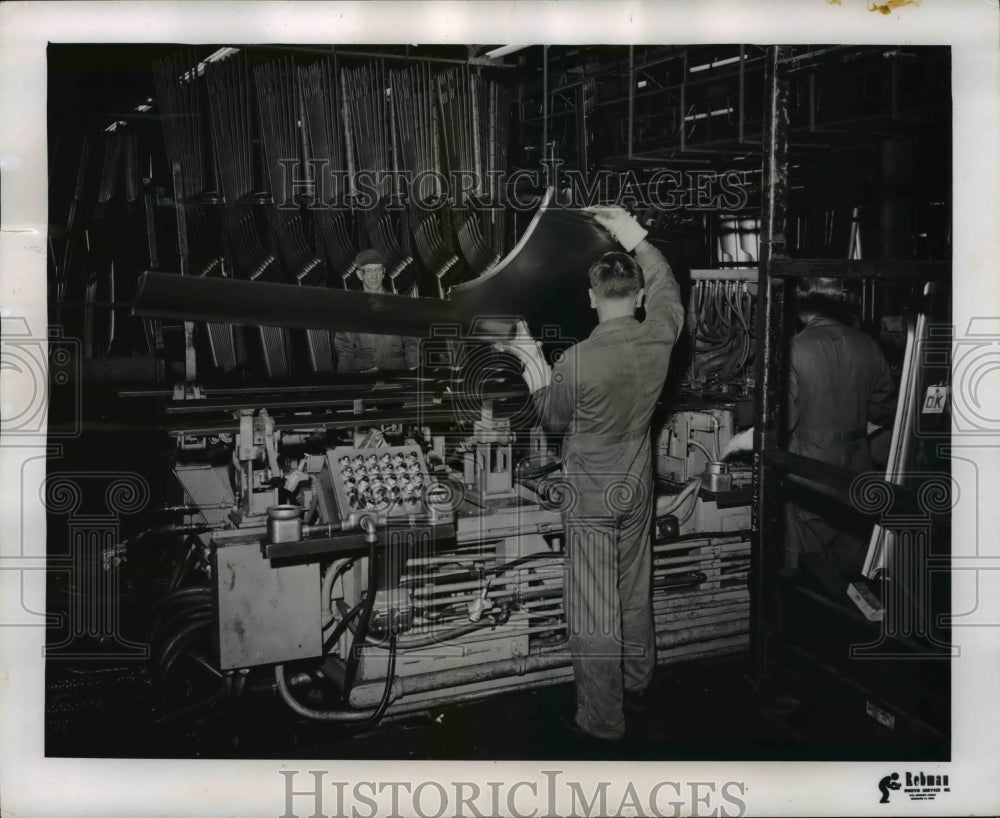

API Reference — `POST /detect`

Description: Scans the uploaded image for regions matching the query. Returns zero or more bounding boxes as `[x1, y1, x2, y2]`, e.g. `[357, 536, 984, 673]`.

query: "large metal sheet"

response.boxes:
[133, 274, 461, 338]
[133, 189, 614, 341]
[449, 190, 615, 342]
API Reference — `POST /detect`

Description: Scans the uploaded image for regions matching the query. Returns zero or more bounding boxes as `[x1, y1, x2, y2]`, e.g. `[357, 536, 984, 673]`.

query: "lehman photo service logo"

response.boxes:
[878, 771, 950, 803]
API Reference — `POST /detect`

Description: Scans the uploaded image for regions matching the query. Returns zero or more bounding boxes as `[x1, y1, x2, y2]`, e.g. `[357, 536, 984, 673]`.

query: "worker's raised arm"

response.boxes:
[633, 239, 684, 343]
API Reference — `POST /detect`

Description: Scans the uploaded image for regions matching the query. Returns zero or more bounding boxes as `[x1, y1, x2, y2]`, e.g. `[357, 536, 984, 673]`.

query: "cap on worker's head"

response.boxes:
[355, 249, 385, 269]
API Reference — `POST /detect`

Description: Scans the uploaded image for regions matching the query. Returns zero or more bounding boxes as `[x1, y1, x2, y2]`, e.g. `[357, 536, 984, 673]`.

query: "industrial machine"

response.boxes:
[43, 43, 951, 755]
[128, 266, 757, 728]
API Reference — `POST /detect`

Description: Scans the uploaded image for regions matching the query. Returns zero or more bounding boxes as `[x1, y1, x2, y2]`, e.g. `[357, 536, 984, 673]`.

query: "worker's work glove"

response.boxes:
[720, 427, 755, 460]
[587, 206, 648, 252]
[494, 320, 552, 393]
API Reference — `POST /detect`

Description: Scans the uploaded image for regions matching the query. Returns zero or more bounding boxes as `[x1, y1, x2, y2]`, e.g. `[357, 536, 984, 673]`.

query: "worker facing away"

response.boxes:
[499, 206, 684, 742]
[722, 277, 897, 572]
[334, 249, 419, 373]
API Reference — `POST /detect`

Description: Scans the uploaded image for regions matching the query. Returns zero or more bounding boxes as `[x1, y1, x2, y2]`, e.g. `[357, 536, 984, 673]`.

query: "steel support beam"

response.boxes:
[750, 45, 791, 695]
[770, 258, 950, 281]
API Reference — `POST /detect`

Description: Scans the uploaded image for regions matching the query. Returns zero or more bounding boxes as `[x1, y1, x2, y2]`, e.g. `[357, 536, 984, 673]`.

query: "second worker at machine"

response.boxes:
[335, 249, 420, 373]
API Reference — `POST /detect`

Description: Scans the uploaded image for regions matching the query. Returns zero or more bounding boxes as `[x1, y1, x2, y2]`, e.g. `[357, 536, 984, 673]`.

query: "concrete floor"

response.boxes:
[48, 653, 798, 760]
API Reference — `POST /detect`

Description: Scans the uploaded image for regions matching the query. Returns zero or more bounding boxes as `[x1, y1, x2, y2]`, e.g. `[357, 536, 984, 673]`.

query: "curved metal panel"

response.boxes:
[449, 190, 615, 342]
[133, 274, 460, 338]
[133, 190, 614, 342]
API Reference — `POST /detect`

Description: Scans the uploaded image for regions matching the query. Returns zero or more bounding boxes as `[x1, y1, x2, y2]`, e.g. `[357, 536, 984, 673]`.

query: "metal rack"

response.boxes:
[749, 46, 951, 751]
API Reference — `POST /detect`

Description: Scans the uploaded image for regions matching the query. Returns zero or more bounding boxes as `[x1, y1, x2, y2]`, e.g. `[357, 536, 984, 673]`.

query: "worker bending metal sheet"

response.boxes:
[499, 207, 684, 742]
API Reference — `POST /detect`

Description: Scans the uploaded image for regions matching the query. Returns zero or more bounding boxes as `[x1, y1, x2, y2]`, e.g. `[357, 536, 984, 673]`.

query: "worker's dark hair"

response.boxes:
[795, 276, 851, 320]
[588, 251, 644, 300]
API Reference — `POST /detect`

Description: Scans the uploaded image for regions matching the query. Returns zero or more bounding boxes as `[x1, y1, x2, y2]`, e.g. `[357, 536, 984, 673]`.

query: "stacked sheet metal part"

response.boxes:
[470, 71, 512, 264]
[436, 67, 505, 280]
[255, 56, 334, 372]
[205, 52, 291, 377]
[343, 60, 416, 294]
[153, 51, 210, 199]
[391, 63, 461, 296]
[299, 58, 357, 283]
[158, 50, 245, 375]
[135, 189, 617, 345]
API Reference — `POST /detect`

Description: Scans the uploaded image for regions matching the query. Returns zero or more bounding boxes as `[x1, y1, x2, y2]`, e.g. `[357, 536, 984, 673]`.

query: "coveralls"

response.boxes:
[785, 314, 897, 571]
[334, 331, 419, 373]
[533, 241, 684, 739]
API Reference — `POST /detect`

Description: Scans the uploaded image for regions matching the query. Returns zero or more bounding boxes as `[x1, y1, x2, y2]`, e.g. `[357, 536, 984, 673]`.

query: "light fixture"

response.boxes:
[689, 54, 744, 74]
[683, 107, 734, 122]
[484, 45, 530, 59]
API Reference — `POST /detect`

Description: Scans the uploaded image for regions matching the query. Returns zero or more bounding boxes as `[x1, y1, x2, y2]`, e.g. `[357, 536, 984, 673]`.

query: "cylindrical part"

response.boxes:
[267, 504, 302, 543]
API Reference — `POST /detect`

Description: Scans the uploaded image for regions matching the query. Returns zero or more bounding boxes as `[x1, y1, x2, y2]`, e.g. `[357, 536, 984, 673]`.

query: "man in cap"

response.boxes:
[720, 277, 897, 572]
[334, 249, 419, 373]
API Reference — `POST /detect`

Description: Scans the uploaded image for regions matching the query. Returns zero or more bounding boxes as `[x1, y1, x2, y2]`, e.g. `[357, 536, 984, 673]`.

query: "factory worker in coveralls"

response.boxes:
[499, 207, 684, 741]
[335, 249, 419, 373]
[721, 277, 897, 572]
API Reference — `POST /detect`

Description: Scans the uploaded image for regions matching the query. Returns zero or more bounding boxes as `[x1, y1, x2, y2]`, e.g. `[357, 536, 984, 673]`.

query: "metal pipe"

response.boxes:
[365, 666, 576, 719]
[690, 268, 758, 281]
[348, 651, 571, 708]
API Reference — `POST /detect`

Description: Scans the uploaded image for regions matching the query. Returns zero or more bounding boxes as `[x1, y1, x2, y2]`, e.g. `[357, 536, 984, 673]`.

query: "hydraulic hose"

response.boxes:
[323, 597, 366, 652]
[342, 516, 378, 698]
[152, 598, 213, 646]
[656, 478, 701, 516]
[274, 635, 397, 727]
[399, 550, 562, 588]
[144, 587, 211, 635]
[687, 438, 715, 461]
[335, 598, 506, 650]
[168, 540, 199, 591]
[155, 614, 212, 695]
[321, 557, 356, 628]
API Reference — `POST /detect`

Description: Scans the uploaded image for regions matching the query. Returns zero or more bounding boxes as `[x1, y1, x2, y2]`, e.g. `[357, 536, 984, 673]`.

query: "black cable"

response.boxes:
[156, 619, 213, 700]
[342, 534, 378, 698]
[323, 597, 366, 652]
[154, 613, 212, 680]
[346, 634, 397, 733]
[398, 550, 562, 587]
[167, 539, 198, 592]
[151, 598, 213, 647]
[143, 587, 211, 634]
[321, 557, 357, 628]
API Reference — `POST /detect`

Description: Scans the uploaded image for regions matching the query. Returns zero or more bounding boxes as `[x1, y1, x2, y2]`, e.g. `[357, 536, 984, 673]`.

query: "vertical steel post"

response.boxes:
[172, 160, 197, 385]
[627, 45, 635, 159]
[750, 46, 791, 694]
[542, 46, 549, 163]
[680, 52, 687, 152]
